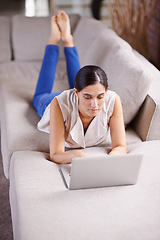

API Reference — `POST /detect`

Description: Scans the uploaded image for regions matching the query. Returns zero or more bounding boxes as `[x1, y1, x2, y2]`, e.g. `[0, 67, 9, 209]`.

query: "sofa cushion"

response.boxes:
[0, 78, 70, 178]
[133, 50, 160, 141]
[12, 14, 80, 61]
[10, 141, 160, 239]
[0, 61, 41, 84]
[79, 29, 153, 124]
[73, 17, 107, 64]
[0, 83, 48, 178]
[0, 60, 68, 86]
[0, 16, 11, 62]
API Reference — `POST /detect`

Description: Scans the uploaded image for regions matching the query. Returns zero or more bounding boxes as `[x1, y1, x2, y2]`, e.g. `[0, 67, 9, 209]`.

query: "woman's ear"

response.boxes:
[74, 88, 79, 97]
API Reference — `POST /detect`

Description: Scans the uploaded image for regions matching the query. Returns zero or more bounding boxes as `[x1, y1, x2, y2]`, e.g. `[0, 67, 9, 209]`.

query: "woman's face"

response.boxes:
[74, 83, 108, 119]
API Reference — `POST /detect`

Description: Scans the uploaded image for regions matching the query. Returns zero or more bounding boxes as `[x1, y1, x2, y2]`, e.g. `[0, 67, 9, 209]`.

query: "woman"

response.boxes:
[32, 11, 127, 164]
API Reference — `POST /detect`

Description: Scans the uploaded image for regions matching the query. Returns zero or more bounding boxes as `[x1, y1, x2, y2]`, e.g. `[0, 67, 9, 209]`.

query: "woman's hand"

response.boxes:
[109, 146, 127, 155]
[71, 150, 87, 158]
[50, 150, 87, 164]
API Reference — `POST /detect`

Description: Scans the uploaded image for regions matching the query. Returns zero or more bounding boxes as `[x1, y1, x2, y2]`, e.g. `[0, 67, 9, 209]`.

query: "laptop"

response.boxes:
[60, 153, 143, 190]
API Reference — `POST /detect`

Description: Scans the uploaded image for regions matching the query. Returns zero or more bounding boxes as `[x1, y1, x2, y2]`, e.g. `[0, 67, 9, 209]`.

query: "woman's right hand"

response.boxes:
[71, 150, 87, 158]
[50, 150, 87, 164]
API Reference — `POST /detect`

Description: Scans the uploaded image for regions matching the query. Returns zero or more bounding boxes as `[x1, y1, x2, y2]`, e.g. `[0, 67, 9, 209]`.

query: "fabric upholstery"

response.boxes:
[0, 79, 70, 178]
[133, 50, 160, 140]
[131, 95, 157, 141]
[146, 79, 160, 140]
[0, 83, 48, 178]
[0, 60, 68, 85]
[10, 141, 160, 240]
[73, 17, 131, 65]
[0, 16, 11, 62]
[12, 14, 81, 61]
[73, 17, 107, 64]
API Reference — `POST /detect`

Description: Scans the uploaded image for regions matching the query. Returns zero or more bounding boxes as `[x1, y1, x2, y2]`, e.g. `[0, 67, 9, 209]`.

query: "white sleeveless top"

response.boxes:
[38, 89, 116, 148]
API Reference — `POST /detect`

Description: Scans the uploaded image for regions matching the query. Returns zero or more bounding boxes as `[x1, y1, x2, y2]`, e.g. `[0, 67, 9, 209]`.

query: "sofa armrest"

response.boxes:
[131, 94, 156, 141]
[131, 81, 160, 141]
[9, 143, 160, 240]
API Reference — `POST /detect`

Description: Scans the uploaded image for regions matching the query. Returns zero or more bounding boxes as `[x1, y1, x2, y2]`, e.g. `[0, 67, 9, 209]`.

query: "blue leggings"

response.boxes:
[32, 44, 81, 117]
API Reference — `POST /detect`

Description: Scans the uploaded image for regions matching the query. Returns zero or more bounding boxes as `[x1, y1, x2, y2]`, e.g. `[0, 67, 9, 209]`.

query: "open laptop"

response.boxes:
[60, 153, 143, 190]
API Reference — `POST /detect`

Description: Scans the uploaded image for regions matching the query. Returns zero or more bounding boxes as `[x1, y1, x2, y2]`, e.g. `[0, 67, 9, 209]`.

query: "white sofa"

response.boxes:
[0, 14, 160, 240]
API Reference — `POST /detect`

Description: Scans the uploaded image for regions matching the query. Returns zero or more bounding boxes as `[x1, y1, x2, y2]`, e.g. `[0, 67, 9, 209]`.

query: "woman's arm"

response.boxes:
[109, 94, 127, 155]
[50, 98, 86, 164]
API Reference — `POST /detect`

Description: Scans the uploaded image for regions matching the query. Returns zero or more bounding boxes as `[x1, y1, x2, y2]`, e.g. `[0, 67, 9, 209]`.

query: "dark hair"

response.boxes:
[74, 65, 108, 92]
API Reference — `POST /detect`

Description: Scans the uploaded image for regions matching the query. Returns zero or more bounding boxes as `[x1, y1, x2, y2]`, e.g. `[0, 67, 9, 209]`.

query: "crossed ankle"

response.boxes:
[48, 36, 60, 45]
[63, 35, 74, 47]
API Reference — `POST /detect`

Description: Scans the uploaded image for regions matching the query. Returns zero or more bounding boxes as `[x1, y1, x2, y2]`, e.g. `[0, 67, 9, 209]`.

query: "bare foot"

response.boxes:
[48, 15, 61, 45]
[56, 11, 74, 47]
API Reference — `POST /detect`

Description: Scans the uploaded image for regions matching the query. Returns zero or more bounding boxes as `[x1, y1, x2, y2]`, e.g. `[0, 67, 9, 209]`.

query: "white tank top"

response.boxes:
[38, 89, 116, 148]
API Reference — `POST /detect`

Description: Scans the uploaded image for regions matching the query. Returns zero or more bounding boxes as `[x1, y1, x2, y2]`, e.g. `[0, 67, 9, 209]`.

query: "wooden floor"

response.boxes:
[0, 149, 13, 240]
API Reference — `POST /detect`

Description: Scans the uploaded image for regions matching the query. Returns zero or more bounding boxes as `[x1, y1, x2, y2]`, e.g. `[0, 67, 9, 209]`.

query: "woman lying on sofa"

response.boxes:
[32, 11, 127, 164]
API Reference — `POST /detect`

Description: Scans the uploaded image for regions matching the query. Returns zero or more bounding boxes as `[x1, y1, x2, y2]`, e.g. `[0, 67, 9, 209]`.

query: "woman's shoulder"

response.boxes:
[102, 90, 116, 116]
[56, 89, 78, 116]
[37, 89, 77, 134]
[56, 89, 76, 104]
[56, 89, 74, 98]
[105, 90, 116, 103]
[106, 90, 121, 104]
[106, 89, 116, 97]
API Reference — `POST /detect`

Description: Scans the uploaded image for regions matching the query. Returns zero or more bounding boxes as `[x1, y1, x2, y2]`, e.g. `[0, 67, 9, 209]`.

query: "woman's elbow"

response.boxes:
[50, 152, 69, 164]
[50, 153, 60, 164]
[121, 145, 127, 154]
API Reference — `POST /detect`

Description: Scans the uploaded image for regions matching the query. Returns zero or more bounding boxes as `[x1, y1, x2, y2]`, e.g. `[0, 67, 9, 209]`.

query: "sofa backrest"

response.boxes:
[11, 14, 81, 61]
[73, 17, 106, 64]
[74, 17, 153, 125]
[0, 16, 11, 62]
[0, 14, 153, 126]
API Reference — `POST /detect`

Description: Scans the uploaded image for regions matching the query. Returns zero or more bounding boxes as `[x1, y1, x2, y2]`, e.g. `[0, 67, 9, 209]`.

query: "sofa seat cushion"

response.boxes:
[0, 16, 11, 62]
[0, 79, 70, 178]
[10, 141, 160, 240]
[0, 60, 68, 88]
[0, 61, 41, 84]
[0, 83, 48, 178]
